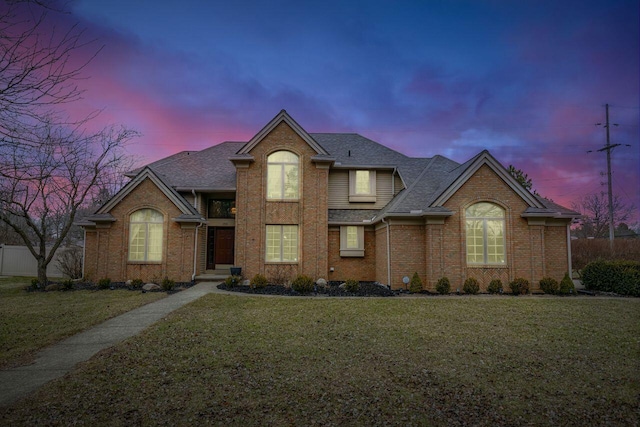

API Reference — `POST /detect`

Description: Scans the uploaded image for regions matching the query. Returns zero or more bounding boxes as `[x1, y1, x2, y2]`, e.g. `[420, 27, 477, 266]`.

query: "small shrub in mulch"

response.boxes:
[509, 277, 530, 295]
[539, 277, 559, 295]
[436, 277, 451, 295]
[487, 279, 503, 294]
[409, 272, 423, 293]
[462, 277, 480, 295]
[343, 278, 360, 293]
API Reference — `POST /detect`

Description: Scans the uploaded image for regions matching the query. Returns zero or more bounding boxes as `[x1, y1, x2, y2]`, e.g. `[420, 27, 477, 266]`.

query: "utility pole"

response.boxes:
[590, 104, 624, 246]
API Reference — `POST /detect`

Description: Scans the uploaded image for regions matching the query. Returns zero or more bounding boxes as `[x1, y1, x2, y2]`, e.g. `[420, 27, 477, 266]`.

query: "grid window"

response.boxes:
[465, 203, 505, 265]
[266, 225, 298, 262]
[129, 209, 163, 262]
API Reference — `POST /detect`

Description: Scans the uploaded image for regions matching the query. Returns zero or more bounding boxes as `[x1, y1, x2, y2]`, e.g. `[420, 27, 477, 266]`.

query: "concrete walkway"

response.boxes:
[0, 281, 218, 407]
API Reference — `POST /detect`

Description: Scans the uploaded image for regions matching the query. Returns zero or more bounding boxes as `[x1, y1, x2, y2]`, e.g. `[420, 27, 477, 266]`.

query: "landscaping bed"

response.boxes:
[218, 281, 395, 297]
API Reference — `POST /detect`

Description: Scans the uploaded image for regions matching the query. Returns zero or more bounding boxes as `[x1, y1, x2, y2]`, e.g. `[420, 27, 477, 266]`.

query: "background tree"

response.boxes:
[508, 165, 539, 196]
[0, 1, 137, 285]
[571, 193, 635, 239]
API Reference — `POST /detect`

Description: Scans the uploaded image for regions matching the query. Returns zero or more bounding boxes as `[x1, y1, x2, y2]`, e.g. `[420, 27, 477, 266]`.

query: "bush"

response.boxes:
[462, 277, 480, 295]
[409, 272, 423, 293]
[343, 278, 360, 293]
[97, 277, 111, 290]
[558, 272, 575, 295]
[29, 278, 40, 290]
[572, 239, 640, 271]
[130, 278, 144, 289]
[161, 277, 175, 291]
[224, 275, 241, 288]
[62, 279, 74, 291]
[436, 277, 450, 295]
[487, 279, 503, 294]
[251, 273, 268, 289]
[55, 245, 83, 279]
[539, 277, 559, 295]
[582, 260, 640, 296]
[509, 277, 530, 295]
[291, 275, 314, 293]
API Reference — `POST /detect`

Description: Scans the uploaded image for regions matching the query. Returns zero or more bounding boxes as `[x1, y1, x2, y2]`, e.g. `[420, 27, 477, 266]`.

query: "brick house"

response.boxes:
[79, 110, 579, 291]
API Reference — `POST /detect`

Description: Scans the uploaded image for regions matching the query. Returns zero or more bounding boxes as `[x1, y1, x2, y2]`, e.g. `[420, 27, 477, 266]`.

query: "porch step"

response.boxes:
[195, 274, 228, 282]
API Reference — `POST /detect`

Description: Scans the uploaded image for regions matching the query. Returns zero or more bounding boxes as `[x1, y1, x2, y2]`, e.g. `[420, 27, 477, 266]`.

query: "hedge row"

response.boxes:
[581, 260, 640, 296]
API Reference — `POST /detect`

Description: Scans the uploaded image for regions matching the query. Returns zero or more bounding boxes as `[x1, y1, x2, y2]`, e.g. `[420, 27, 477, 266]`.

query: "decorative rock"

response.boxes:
[241, 279, 250, 287]
[142, 283, 161, 291]
[316, 278, 327, 286]
[125, 279, 132, 286]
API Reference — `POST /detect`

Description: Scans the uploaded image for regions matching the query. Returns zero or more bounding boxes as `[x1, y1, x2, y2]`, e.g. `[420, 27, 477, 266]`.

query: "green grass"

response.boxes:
[1, 295, 639, 426]
[0, 276, 166, 369]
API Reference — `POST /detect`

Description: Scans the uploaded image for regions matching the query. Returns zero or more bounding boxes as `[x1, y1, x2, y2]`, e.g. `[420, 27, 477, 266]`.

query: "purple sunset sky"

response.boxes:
[43, 1, 640, 221]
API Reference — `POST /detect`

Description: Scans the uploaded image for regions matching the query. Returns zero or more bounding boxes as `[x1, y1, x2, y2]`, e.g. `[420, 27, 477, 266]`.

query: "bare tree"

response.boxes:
[0, 1, 138, 285]
[571, 193, 635, 239]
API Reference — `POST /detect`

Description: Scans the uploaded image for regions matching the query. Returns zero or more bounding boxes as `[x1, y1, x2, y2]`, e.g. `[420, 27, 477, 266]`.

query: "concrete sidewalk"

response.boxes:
[0, 281, 218, 407]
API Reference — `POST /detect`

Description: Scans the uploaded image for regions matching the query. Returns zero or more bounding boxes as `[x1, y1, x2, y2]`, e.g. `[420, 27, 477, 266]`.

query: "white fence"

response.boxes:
[0, 245, 65, 277]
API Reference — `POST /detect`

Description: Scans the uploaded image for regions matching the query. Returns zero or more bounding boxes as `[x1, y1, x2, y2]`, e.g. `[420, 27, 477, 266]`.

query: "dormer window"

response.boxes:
[349, 170, 376, 202]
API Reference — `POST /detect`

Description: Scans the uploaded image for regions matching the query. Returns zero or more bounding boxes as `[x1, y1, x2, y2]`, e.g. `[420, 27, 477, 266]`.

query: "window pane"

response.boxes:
[282, 225, 298, 261]
[283, 164, 298, 199]
[266, 226, 281, 262]
[269, 151, 298, 163]
[129, 223, 145, 261]
[267, 164, 283, 199]
[487, 220, 505, 264]
[346, 226, 359, 248]
[147, 223, 163, 261]
[355, 171, 370, 194]
[466, 219, 484, 263]
[466, 202, 504, 218]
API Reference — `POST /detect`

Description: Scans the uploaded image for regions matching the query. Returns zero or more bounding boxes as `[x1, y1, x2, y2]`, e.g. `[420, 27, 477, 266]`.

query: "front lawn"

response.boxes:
[0, 276, 166, 369]
[1, 295, 638, 426]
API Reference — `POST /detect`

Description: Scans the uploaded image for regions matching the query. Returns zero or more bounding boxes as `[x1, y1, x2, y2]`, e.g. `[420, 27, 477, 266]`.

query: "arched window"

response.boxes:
[267, 151, 299, 200]
[129, 209, 163, 262]
[466, 202, 505, 265]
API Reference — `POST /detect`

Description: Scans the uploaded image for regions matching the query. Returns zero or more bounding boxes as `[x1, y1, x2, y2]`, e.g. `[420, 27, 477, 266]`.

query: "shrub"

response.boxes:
[409, 272, 423, 293]
[130, 278, 144, 290]
[343, 278, 360, 293]
[582, 260, 640, 296]
[97, 278, 111, 290]
[62, 279, 74, 291]
[251, 273, 268, 289]
[291, 275, 314, 293]
[224, 275, 241, 288]
[539, 277, 559, 295]
[509, 277, 530, 295]
[487, 279, 503, 294]
[572, 239, 640, 271]
[436, 277, 450, 295]
[558, 272, 575, 295]
[29, 278, 40, 290]
[55, 245, 83, 279]
[161, 277, 175, 291]
[269, 265, 292, 286]
[462, 277, 480, 295]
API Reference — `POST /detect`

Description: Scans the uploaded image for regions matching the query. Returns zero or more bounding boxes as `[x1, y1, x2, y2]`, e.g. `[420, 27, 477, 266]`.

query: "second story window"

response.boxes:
[267, 151, 299, 200]
[349, 170, 376, 202]
[207, 199, 236, 218]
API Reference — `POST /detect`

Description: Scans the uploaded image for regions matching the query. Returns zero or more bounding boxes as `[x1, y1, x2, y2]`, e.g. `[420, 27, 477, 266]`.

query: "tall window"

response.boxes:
[267, 151, 299, 200]
[466, 202, 505, 265]
[129, 209, 163, 262]
[266, 225, 298, 262]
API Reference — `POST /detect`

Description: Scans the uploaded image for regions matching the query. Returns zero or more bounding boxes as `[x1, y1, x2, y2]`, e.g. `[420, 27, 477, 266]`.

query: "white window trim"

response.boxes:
[340, 225, 365, 257]
[348, 170, 376, 202]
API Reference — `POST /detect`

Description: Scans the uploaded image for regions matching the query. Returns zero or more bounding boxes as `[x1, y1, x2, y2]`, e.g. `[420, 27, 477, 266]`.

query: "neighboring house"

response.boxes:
[79, 110, 579, 291]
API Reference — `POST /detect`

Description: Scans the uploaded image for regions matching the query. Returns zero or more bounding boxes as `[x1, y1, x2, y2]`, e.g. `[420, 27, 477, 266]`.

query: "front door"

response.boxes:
[206, 227, 235, 269]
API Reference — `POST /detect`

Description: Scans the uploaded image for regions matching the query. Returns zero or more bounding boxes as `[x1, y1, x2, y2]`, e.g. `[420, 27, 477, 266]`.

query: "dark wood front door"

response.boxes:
[207, 227, 234, 269]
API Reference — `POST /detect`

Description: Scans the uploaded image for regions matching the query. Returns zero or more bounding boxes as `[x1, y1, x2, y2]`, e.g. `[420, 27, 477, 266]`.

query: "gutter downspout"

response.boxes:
[567, 223, 572, 278]
[191, 189, 203, 283]
[381, 217, 391, 288]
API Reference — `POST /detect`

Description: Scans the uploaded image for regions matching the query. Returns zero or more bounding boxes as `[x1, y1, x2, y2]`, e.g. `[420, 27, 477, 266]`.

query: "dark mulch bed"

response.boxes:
[25, 281, 195, 293]
[218, 281, 396, 297]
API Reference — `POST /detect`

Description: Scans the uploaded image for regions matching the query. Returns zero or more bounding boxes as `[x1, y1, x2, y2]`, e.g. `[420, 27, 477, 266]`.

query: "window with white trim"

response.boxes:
[266, 225, 298, 262]
[465, 202, 505, 265]
[267, 151, 299, 200]
[129, 209, 163, 262]
[340, 225, 364, 257]
[349, 170, 376, 202]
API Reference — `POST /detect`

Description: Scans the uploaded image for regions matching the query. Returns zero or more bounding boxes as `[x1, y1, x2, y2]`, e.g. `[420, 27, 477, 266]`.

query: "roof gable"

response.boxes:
[96, 167, 201, 217]
[432, 150, 544, 208]
[237, 110, 329, 156]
